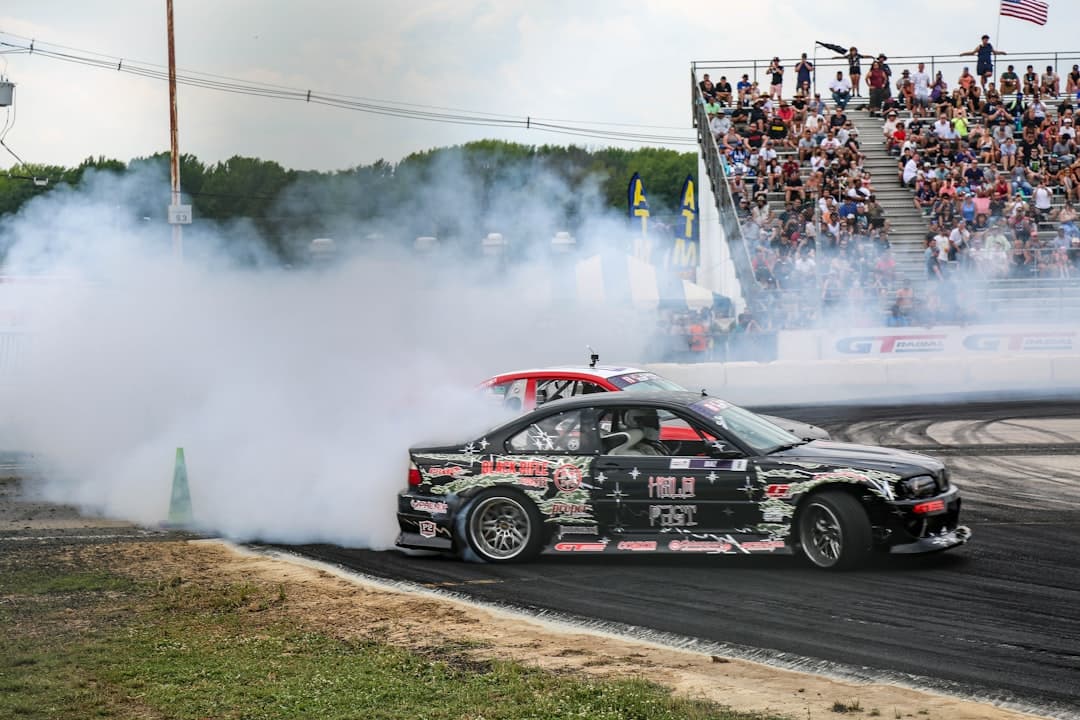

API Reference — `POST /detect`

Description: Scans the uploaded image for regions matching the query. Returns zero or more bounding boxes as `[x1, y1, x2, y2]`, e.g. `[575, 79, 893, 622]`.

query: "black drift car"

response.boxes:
[397, 391, 969, 569]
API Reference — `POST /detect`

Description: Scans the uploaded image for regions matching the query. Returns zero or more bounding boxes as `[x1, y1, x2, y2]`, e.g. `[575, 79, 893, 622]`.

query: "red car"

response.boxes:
[478, 363, 829, 442]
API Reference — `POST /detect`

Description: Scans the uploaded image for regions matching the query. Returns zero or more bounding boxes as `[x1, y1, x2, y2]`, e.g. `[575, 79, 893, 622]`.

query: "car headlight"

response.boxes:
[898, 475, 938, 499]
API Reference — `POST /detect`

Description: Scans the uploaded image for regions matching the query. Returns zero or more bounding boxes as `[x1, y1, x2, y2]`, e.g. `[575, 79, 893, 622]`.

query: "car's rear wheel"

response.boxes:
[464, 490, 543, 563]
[797, 491, 872, 570]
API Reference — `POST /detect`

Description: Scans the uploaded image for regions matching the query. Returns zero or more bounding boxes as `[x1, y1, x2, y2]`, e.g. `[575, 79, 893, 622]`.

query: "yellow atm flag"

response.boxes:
[627, 172, 650, 237]
[672, 174, 699, 269]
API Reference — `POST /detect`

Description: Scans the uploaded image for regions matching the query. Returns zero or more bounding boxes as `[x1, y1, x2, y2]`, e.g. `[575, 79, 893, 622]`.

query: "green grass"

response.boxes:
[0, 568, 135, 595]
[0, 549, 783, 720]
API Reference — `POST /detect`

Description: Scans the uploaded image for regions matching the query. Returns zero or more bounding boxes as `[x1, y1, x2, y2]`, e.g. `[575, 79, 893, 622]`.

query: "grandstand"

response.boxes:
[691, 50, 1080, 329]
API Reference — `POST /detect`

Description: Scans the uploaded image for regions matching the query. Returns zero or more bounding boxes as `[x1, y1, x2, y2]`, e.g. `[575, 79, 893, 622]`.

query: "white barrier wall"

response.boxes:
[647, 353, 1080, 406]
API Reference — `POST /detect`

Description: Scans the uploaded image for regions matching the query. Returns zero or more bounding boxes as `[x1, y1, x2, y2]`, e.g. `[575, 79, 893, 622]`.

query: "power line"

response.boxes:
[0, 32, 698, 147]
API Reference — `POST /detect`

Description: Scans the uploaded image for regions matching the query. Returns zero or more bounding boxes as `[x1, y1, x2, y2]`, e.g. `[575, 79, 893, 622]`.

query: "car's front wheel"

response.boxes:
[797, 490, 872, 570]
[464, 490, 543, 563]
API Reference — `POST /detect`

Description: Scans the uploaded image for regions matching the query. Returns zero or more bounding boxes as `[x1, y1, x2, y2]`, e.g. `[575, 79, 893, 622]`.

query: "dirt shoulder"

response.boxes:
[0, 476, 1048, 720]
[114, 540, 1046, 720]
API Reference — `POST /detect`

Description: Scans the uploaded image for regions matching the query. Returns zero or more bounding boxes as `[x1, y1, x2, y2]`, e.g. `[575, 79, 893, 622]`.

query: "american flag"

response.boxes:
[1000, 0, 1049, 26]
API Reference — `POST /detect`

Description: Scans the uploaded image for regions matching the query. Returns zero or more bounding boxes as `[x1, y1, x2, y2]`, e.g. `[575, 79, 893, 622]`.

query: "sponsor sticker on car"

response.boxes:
[410, 499, 449, 514]
[617, 540, 657, 551]
[668, 539, 732, 552]
[554, 541, 607, 552]
[553, 463, 583, 492]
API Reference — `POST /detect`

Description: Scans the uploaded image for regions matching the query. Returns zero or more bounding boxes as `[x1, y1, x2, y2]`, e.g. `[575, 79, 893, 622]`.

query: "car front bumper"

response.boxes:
[884, 486, 970, 554]
[888, 524, 971, 554]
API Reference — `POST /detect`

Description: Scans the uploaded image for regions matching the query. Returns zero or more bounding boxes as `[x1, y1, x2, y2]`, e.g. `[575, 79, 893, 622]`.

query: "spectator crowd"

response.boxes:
[893, 59, 1080, 283]
[695, 43, 1080, 337]
[699, 51, 907, 331]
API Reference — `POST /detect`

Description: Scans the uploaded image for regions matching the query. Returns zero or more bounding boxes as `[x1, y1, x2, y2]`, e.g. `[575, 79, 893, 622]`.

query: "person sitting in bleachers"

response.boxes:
[715, 75, 733, 106]
[1041, 66, 1061, 98]
[829, 71, 852, 110]
[736, 74, 753, 105]
[983, 90, 1013, 125]
[1000, 65, 1020, 95]
[1053, 133, 1076, 167]
[699, 74, 717, 102]
[790, 90, 808, 133]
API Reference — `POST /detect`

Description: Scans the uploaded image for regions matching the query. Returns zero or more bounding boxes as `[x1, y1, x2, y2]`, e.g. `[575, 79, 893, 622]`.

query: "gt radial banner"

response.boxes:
[671, 174, 699, 270]
[829, 328, 1076, 356]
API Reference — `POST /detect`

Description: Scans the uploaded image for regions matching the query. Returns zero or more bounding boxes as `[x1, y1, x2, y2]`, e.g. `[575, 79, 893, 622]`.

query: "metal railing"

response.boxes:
[692, 50, 1080, 100]
[689, 70, 761, 309]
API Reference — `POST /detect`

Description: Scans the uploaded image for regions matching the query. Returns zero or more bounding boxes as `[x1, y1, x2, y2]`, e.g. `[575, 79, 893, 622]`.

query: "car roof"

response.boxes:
[527, 390, 713, 412]
[490, 365, 648, 381]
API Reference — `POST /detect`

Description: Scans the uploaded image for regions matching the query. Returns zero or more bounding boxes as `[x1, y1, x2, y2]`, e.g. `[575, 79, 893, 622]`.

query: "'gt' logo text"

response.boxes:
[962, 333, 1075, 352]
[836, 335, 947, 354]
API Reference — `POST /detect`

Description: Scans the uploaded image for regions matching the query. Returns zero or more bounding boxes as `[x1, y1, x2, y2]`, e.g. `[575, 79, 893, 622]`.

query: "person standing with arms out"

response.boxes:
[962, 34, 1006, 90]
[836, 47, 866, 97]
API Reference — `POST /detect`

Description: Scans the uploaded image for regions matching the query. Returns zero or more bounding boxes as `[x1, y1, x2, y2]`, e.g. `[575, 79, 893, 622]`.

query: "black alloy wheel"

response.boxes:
[797, 490, 873, 570]
[464, 490, 543, 563]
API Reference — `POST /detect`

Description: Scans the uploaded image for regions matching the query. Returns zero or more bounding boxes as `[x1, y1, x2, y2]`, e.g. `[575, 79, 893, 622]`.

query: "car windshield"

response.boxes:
[689, 397, 802, 455]
[609, 372, 685, 392]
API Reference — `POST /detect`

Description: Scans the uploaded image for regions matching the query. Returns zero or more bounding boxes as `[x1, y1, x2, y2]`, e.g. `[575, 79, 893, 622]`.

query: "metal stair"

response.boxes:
[845, 107, 928, 282]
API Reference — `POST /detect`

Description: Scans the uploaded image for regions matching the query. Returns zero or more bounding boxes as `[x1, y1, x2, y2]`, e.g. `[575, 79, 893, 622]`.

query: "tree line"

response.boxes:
[0, 141, 696, 261]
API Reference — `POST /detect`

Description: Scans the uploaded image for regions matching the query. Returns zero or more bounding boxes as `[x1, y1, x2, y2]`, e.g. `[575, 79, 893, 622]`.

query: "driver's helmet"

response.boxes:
[624, 408, 660, 442]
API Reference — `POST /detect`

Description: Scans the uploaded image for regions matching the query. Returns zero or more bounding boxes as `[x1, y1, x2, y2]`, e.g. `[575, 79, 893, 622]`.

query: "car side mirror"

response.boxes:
[535, 388, 548, 406]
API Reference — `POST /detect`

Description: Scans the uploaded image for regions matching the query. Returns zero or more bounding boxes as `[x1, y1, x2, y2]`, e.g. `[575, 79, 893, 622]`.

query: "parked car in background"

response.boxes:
[478, 361, 830, 441]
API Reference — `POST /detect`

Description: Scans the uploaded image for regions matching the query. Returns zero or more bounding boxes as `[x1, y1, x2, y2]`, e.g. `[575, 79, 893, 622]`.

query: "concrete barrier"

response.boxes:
[967, 356, 1054, 387]
[647, 362, 726, 392]
[884, 357, 969, 388]
[647, 353, 1080, 404]
[1051, 355, 1080, 385]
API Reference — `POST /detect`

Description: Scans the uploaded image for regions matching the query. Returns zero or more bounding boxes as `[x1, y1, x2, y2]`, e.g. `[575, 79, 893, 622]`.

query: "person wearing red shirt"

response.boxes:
[776, 100, 795, 126]
[993, 174, 1011, 200]
[888, 122, 907, 154]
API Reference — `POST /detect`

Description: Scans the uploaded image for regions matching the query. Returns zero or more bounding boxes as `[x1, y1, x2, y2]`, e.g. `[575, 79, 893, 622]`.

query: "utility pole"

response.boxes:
[165, 0, 191, 256]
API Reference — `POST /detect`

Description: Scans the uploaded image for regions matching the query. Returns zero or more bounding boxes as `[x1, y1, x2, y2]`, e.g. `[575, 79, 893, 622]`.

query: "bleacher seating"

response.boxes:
[693, 54, 1080, 331]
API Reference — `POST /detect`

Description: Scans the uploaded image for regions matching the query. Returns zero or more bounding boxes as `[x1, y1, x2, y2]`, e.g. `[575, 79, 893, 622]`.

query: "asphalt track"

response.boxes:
[284, 399, 1080, 718]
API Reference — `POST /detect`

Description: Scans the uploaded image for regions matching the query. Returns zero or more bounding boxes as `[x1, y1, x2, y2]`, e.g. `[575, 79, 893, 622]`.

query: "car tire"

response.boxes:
[463, 489, 543, 563]
[797, 490, 872, 570]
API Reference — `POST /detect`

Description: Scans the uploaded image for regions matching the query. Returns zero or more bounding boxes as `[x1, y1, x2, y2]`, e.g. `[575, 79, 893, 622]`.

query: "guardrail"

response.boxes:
[689, 71, 762, 310]
[692, 50, 1080, 99]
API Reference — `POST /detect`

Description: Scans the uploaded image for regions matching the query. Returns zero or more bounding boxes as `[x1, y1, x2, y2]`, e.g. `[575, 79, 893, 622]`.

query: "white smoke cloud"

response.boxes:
[0, 162, 652, 548]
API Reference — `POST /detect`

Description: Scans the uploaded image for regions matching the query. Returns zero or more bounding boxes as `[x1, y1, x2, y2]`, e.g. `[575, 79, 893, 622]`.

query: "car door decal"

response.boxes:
[413, 453, 596, 527]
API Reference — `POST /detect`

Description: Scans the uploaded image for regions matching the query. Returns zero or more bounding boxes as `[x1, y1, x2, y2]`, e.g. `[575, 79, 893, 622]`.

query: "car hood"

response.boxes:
[759, 414, 831, 441]
[770, 440, 944, 476]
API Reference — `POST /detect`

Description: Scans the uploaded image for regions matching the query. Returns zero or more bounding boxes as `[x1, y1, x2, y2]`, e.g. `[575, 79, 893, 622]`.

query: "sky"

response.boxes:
[1, 0, 1079, 172]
